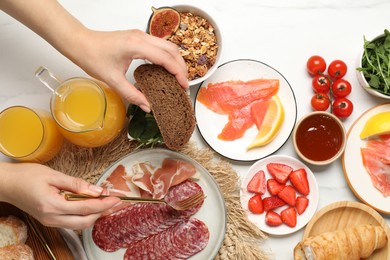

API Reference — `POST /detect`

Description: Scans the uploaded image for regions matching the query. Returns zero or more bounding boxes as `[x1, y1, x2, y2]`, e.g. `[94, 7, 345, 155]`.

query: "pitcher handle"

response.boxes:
[35, 66, 63, 95]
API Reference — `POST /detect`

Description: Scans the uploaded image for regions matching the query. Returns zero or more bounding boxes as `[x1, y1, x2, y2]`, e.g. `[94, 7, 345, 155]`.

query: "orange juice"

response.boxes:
[51, 78, 126, 147]
[0, 106, 63, 163]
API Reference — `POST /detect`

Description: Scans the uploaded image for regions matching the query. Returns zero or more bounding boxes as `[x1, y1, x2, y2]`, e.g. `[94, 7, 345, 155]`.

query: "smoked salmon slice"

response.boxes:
[197, 79, 279, 114]
[251, 99, 271, 129]
[361, 134, 390, 196]
[198, 78, 279, 141]
[218, 103, 254, 140]
[218, 99, 271, 141]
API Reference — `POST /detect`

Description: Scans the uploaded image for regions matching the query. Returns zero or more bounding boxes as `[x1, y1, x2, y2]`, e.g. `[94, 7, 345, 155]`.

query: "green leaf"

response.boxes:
[128, 106, 147, 139]
[357, 29, 390, 95]
[127, 104, 164, 146]
[126, 103, 138, 117]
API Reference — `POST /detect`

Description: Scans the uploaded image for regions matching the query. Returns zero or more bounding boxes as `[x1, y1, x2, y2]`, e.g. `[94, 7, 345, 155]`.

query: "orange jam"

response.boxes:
[295, 114, 343, 161]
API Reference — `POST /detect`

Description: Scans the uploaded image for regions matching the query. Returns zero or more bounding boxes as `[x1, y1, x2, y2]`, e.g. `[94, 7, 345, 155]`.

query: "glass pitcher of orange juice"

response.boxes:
[0, 106, 64, 163]
[35, 66, 126, 148]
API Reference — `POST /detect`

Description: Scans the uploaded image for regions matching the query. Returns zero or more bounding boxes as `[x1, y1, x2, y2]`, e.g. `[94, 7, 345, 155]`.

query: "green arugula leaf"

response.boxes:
[127, 104, 164, 147]
[357, 29, 390, 95]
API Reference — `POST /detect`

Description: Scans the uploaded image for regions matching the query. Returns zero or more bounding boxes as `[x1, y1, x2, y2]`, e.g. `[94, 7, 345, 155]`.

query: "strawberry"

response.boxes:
[281, 207, 297, 228]
[266, 163, 293, 184]
[277, 185, 296, 206]
[296, 196, 309, 215]
[265, 210, 282, 226]
[267, 178, 285, 196]
[247, 194, 264, 214]
[263, 196, 286, 212]
[289, 168, 310, 196]
[247, 170, 266, 194]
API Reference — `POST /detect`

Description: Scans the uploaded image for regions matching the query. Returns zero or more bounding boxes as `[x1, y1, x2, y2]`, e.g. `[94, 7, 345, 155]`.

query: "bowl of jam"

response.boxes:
[292, 111, 346, 166]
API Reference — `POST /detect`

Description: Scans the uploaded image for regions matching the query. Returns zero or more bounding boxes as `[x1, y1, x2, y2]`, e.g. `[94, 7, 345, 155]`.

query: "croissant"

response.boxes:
[294, 224, 388, 260]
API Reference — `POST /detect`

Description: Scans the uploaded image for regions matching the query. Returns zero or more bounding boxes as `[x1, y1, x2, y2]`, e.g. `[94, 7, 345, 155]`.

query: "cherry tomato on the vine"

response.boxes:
[311, 93, 330, 111]
[332, 98, 353, 118]
[312, 74, 331, 93]
[332, 79, 352, 98]
[328, 60, 347, 79]
[307, 55, 326, 76]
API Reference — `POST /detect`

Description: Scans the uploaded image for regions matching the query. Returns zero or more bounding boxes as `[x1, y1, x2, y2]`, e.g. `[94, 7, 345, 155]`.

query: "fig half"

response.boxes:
[147, 7, 180, 39]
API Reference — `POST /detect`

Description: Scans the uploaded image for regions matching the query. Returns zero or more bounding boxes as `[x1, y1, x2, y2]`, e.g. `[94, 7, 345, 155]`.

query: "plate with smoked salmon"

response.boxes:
[342, 103, 390, 214]
[195, 59, 297, 161]
[82, 148, 226, 260]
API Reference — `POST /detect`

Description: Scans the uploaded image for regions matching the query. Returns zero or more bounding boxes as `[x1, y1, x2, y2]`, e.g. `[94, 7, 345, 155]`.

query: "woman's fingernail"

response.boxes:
[90, 185, 103, 193]
[140, 104, 151, 113]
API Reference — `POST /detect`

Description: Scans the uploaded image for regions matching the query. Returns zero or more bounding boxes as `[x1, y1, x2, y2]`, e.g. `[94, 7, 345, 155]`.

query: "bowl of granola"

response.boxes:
[148, 5, 222, 86]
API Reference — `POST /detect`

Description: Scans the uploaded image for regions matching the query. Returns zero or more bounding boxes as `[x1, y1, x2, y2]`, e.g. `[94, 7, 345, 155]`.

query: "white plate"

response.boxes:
[82, 148, 226, 259]
[342, 102, 390, 214]
[59, 229, 88, 260]
[194, 59, 297, 162]
[240, 155, 319, 236]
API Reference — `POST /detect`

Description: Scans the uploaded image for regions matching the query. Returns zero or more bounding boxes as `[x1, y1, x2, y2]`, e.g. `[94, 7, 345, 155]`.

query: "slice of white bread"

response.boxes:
[0, 215, 28, 247]
[0, 244, 34, 260]
[134, 64, 196, 150]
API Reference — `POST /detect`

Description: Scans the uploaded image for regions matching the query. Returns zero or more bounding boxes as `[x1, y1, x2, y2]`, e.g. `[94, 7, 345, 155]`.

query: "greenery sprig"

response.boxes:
[357, 29, 390, 95]
[126, 104, 164, 149]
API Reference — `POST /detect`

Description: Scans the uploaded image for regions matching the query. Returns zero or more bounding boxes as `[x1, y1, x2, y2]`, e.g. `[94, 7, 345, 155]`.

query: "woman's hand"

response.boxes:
[0, 0, 188, 113]
[71, 29, 188, 112]
[0, 162, 121, 230]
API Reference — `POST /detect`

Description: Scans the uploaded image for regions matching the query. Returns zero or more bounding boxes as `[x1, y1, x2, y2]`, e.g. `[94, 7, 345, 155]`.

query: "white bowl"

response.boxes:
[171, 5, 223, 86]
[356, 33, 390, 99]
[292, 111, 347, 166]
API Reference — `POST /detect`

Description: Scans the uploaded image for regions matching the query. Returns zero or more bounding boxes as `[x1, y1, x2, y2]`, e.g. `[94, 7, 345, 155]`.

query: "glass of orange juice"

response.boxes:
[0, 106, 64, 163]
[35, 66, 126, 148]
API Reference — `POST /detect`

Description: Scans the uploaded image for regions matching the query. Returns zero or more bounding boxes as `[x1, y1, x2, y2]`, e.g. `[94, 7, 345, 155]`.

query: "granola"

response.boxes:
[169, 12, 218, 81]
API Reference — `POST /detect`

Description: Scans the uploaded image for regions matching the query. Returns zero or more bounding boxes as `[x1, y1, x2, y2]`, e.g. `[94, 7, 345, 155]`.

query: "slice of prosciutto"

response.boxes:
[100, 164, 141, 215]
[132, 158, 197, 199]
[131, 161, 155, 195]
[361, 134, 390, 196]
[101, 164, 140, 197]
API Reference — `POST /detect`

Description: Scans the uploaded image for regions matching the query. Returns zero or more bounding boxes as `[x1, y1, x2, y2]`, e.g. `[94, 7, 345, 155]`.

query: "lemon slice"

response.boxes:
[360, 111, 390, 139]
[247, 95, 285, 150]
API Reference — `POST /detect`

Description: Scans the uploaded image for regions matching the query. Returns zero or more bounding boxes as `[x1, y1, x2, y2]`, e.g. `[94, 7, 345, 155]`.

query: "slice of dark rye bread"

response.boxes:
[134, 64, 196, 150]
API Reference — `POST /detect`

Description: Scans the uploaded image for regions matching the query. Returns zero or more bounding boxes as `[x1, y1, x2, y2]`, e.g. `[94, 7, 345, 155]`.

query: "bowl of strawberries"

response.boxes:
[240, 154, 319, 235]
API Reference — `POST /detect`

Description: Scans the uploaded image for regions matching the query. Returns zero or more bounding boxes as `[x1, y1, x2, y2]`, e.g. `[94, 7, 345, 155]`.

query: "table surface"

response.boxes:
[1, 0, 389, 259]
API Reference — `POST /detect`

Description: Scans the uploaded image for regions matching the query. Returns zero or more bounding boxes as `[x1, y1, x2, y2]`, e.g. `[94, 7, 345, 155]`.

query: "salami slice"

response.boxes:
[164, 180, 204, 217]
[124, 218, 209, 260]
[92, 180, 204, 252]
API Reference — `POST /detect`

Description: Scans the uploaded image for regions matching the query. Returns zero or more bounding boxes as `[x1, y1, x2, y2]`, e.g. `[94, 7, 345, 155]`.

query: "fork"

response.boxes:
[64, 191, 205, 211]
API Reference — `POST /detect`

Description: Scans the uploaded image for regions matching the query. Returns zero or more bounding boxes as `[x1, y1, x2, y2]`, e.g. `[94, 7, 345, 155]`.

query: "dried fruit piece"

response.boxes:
[147, 7, 180, 39]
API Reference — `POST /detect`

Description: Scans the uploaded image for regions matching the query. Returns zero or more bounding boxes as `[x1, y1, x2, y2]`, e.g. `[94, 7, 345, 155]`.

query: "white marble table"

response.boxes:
[1, 0, 389, 259]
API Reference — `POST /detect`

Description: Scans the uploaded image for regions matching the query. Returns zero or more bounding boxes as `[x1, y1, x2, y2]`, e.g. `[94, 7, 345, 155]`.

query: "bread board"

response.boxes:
[302, 201, 390, 259]
[0, 202, 74, 260]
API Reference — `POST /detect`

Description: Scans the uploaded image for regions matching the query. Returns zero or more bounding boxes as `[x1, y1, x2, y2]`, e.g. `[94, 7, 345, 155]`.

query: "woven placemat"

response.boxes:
[45, 129, 270, 260]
